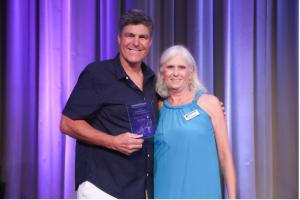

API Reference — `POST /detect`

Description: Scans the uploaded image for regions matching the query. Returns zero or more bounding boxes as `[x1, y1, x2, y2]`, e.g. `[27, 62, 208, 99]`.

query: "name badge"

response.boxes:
[184, 109, 200, 121]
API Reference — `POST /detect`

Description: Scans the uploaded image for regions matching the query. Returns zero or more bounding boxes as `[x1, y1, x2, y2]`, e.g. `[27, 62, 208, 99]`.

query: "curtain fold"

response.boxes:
[274, 0, 298, 197]
[0, 1, 5, 196]
[227, 0, 257, 197]
[4, 0, 38, 197]
[1, 0, 298, 198]
[254, 0, 275, 197]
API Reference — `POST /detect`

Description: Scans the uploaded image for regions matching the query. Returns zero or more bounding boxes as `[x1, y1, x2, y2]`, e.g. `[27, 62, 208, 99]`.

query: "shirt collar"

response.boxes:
[112, 53, 155, 82]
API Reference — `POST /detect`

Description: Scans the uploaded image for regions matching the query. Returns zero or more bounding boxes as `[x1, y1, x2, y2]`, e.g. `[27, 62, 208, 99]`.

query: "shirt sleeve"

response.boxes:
[62, 65, 102, 120]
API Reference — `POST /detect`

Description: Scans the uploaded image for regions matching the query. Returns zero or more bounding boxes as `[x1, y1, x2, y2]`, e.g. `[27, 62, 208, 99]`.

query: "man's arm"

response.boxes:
[60, 115, 144, 155]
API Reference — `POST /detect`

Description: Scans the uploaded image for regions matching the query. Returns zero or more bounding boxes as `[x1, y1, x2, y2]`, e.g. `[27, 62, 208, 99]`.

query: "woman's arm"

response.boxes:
[198, 95, 237, 198]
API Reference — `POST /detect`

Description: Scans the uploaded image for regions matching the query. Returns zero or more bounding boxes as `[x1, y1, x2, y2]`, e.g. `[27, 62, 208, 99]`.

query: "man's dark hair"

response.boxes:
[119, 9, 153, 36]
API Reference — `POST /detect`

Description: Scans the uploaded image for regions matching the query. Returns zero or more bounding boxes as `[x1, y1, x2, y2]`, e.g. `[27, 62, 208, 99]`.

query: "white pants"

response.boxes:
[77, 181, 116, 199]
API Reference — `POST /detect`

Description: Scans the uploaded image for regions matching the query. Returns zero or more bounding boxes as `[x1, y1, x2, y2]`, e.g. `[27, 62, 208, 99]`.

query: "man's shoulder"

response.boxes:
[80, 58, 119, 80]
[84, 58, 115, 72]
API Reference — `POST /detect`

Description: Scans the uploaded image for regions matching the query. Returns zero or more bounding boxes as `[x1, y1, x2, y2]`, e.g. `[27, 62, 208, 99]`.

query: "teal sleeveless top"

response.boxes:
[154, 91, 222, 198]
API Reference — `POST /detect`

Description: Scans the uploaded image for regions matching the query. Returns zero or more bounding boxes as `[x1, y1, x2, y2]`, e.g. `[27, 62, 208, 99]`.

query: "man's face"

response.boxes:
[118, 24, 152, 67]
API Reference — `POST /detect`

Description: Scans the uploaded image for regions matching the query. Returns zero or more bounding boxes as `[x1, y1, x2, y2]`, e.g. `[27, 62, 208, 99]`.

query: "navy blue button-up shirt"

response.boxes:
[63, 54, 157, 198]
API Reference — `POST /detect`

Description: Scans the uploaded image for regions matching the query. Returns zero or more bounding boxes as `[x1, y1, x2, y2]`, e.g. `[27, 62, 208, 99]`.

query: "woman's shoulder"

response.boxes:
[158, 99, 164, 109]
[197, 93, 223, 118]
[197, 93, 220, 106]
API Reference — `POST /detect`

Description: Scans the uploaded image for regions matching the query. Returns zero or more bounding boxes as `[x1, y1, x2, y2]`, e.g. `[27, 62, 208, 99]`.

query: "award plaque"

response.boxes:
[127, 101, 155, 138]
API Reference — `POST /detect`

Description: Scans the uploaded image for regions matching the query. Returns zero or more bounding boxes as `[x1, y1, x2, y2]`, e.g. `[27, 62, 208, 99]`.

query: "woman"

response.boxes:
[154, 45, 236, 198]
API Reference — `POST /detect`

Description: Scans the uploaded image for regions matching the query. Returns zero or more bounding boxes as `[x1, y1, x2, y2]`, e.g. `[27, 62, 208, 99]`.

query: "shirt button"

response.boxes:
[146, 173, 149, 177]
[126, 76, 129, 80]
[143, 97, 146, 101]
[147, 154, 150, 158]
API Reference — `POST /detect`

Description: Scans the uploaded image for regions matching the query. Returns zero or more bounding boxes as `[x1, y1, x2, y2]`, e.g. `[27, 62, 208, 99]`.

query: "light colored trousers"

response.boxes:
[77, 181, 116, 199]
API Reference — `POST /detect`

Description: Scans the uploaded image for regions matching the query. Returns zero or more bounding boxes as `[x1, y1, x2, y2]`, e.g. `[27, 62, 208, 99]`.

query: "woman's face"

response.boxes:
[162, 55, 192, 93]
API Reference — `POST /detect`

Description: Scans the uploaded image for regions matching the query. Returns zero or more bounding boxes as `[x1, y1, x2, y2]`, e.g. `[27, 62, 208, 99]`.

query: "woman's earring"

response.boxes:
[188, 79, 193, 91]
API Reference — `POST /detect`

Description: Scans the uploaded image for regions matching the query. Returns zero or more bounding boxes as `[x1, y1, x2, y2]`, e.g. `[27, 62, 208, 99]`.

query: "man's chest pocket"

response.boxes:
[101, 102, 129, 121]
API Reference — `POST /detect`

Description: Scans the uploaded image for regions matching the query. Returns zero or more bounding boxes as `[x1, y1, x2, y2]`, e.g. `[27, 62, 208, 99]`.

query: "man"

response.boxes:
[60, 9, 156, 198]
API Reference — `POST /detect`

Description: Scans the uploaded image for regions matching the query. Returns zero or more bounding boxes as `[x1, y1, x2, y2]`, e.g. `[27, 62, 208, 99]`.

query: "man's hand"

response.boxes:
[110, 132, 144, 155]
[219, 101, 226, 118]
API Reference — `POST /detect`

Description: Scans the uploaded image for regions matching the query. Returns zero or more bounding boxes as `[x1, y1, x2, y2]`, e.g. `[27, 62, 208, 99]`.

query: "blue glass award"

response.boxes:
[127, 101, 155, 138]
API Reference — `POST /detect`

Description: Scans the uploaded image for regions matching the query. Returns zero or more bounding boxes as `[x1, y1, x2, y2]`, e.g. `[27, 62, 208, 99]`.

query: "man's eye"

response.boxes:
[140, 35, 149, 40]
[124, 33, 135, 38]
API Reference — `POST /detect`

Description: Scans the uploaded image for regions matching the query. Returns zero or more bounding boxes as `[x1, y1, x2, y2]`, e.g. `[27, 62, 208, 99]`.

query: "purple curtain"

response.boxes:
[0, 0, 298, 198]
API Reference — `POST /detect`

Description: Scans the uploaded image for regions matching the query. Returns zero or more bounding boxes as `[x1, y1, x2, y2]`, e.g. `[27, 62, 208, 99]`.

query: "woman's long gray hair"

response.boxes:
[156, 45, 207, 98]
